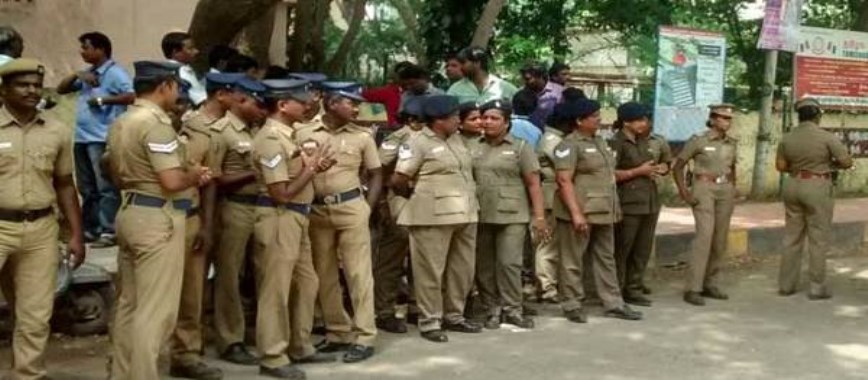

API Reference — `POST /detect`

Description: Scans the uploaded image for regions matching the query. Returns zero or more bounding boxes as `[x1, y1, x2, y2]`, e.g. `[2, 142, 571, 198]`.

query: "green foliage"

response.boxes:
[491, 0, 576, 77]
[418, 0, 486, 67]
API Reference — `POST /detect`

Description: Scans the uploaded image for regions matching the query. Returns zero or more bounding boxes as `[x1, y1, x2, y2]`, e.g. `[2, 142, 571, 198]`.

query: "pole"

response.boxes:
[750, 49, 779, 198]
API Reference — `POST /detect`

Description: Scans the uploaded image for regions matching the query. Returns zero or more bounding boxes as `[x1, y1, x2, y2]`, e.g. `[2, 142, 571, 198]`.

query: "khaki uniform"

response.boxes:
[610, 130, 672, 297]
[250, 118, 316, 368]
[374, 125, 423, 319]
[0, 107, 72, 380]
[170, 110, 219, 366]
[295, 121, 381, 347]
[208, 111, 258, 351]
[777, 121, 851, 295]
[677, 130, 737, 293]
[535, 127, 565, 296]
[395, 129, 478, 332]
[552, 132, 624, 311]
[470, 135, 539, 315]
[108, 99, 188, 380]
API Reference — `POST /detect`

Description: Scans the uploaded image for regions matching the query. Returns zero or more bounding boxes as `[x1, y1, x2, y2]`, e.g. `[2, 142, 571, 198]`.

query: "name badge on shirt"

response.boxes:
[431, 146, 445, 154]
[703, 146, 717, 152]
[584, 148, 598, 153]
[237, 141, 252, 148]
[0, 142, 11, 150]
[381, 142, 398, 150]
[398, 145, 413, 160]
[502, 150, 516, 156]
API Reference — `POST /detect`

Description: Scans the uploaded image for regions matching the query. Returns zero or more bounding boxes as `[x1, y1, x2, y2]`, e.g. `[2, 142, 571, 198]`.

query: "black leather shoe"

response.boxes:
[169, 362, 223, 380]
[220, 343, 258, 365]
[342, 344, 374, 363]
[642, 285, 652, 295]
[376, 316, 408, 334]
[314, 340, 351, 353]
[293, 352, 337, 364]
[564, 308, 588, 323]
[503, 313, 534, 329]
[443, 320, 483, 333]
[808, 292, 832, 301]
[406, 312, 419, 325]
[259, 364, 306, 379]
[701, 287, 729, 300]
[483, 314, 500, 330]
[604, 305, 643, 321]
[684, 291, 706, 306]
[421, 329, 448, 343]
[624, 294, 652, 307]
[522, 305, 539, 316]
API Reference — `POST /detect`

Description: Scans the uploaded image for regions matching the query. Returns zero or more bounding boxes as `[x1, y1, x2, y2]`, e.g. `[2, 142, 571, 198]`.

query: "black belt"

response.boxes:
[186, 207, 201, 218]
[125, 193, 192, 211]
[0, 207, 53, 222]
[225, 194, 260, 206]
[256, 197, 311, 215]
[313, 188, 362, 206]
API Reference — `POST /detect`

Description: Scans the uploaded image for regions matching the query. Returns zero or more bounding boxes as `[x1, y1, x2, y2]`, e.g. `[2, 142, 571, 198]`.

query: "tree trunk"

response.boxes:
[325, 0, 367, 75]
[239, 4, 277, 67]
[856, 0, 868, 32]
[470, 0, 507, 48]
[288, 0, 315, 71]
[187, 0, 281, 73]
[389, 0, 427, 66]
[310, 0, 331, 70]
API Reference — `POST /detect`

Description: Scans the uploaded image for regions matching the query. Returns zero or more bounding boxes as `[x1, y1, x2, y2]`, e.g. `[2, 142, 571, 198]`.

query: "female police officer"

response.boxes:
[553, 98, 642, 323]
[672, 104, 738, 306]
[471, 99, 549, 329]
[390, 95, 483, 342]
[458, 101, 483, 145]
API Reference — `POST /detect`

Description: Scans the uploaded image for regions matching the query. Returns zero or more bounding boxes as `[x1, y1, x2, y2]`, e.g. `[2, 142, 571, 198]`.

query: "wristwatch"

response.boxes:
[96, 97, 104, 106]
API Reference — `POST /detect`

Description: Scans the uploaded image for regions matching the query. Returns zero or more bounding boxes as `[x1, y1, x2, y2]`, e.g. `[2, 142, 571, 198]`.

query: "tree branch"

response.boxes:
[470, 0, 508, 48]
[326, 0, 368, 75]
[388, 0, 427, 65]
[188, 0, 282, 73]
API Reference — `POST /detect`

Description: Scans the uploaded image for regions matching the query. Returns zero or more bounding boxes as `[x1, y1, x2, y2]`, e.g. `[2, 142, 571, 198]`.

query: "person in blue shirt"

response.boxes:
[57, 32, 134, 247]
[509, 89, 542, 148]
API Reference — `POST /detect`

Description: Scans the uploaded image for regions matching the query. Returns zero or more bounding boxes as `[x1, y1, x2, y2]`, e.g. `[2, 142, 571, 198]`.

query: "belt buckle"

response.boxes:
[21, 210, 34, 220]
[715, 176, 727, 184]
[323, 195, 337, 205]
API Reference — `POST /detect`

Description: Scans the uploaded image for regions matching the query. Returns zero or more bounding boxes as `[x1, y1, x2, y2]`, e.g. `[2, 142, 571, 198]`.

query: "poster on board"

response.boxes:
[794, 26, 868, 110]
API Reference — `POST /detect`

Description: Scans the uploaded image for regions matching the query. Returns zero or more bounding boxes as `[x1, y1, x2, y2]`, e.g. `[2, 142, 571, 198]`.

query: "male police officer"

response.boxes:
[0, 58, 85, 380]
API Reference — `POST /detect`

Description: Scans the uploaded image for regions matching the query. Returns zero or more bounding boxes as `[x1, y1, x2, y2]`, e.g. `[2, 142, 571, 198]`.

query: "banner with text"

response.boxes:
[653, 26, 727, 141]
[757, 0, 802, 52]
[795, 26, 868, 110]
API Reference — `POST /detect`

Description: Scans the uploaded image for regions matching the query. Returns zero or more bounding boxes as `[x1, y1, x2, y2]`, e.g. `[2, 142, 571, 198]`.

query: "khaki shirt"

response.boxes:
[677, 130, 737, 177]
[178, 110, 220, 207]
[0, 107, 73, 210]
[538, 127, 565, 210]
[251, 118, 315, 205]
[106, 99, 183, 197]
[471, 134, 540, 224]
[610, 130, 672, 215]
[777, 121, 850, 175]
[379, 124, 424, 220]
[395, 128, 478, 226]
[295, 121, 381, 197]
[552, 131, 621, 225]
[208, 111, 258, 195]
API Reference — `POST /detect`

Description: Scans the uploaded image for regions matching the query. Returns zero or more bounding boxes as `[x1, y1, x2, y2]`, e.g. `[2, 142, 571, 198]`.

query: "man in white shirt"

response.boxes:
[0, 26, 22, 67]
[162, 32, 207, 106]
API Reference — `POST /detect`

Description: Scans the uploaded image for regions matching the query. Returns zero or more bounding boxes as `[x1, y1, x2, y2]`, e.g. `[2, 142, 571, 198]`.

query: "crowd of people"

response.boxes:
[0, 25, 854, 380]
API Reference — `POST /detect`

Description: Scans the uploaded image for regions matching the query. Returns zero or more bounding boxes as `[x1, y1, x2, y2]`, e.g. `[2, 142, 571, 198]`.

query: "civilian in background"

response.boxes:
[398, 64, 443, 113]
[510, 90, 542, 148]
[208, 44, 239, 74]
[521, 63, 563, 129]
[444, 52, 464, 84]
[363, 61, 414, 129]
[225, 54, 263, 79]
[162, 32, 206, 106]
[0, 26, 23, 66]
[57, 32, 134, 247]
[447, 47, 518, 104]
[548, 62, 571, 87]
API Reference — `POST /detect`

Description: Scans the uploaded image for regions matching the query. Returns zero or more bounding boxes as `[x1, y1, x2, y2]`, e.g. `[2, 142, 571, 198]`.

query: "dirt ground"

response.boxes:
[4, 255, 868, 380]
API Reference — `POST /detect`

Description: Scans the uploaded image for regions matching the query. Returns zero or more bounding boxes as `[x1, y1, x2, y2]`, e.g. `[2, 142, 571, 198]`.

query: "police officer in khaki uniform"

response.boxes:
[107, 61, 211, 380]
[373, 96, 426, 333]
[391, 95, 483, 342]
[610, 102, 671, 307]
[250, 79, 335, 379]
[290, 72, 327, 131]
[169, 72, 241, 380]
[209, 77, 267, 364]
[295, 82, 382, 363]
[458, 101, 483, 146]
[472, 99, 549, 329]
[776, 98, 852, 299]
[534, 102, 574, 303]
[673, 104, 738, 306]
[553, 98, 642, 323]
[0, 58, 85, 380]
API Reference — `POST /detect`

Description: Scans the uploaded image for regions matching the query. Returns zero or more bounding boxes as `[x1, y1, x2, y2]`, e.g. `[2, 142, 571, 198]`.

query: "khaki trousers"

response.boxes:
[0, 216, 59, 380]
[534, 211, 559, 294]
[111, 203, 185, 380]
[170, 214, 206, 366]
[779, 178, 834, 294]
[557, 221, 623, 311]
[289, 234, 318, 360]
[213, 199, 256, 351]
[476, 223, 526, 315]
[686, 182, 735, 292]
[615, 213, 659, 297]
[408, 223, 476, 333]
[372, 221, 409, 319]
[309, 199, 376, 347]
[253, 208, 306, 369]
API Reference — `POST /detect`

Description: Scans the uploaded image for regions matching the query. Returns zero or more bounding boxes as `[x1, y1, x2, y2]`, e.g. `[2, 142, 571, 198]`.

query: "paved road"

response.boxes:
[5, 255, 868, 380]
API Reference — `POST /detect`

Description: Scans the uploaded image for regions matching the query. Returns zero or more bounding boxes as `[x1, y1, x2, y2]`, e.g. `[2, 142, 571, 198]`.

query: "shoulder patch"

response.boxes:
[398, 145, 413, 160]
[555, 147, 571, 158]
[260, 154, 283, 169]
[148, 140, 179, 154]
[209, 121, 228, 132]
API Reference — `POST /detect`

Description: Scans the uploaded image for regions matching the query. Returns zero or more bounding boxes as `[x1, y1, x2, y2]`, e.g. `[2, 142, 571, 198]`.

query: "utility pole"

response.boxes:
[750, 49, 778, 198]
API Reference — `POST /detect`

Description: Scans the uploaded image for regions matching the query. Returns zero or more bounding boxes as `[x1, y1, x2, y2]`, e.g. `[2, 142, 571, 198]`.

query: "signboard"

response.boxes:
[757, 0, 802, 52]
[653, 26, 727, 141]
[794, 26, 868, 109]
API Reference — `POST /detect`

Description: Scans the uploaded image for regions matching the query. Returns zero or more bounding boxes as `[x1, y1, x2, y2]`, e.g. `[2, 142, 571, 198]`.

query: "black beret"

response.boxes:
[559, 98, 600, 121]
[479, 98, 512, 115]
[401, 95, 425, 117]
[423, 95, 459, 119]
[617, 102, 648, 122]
